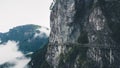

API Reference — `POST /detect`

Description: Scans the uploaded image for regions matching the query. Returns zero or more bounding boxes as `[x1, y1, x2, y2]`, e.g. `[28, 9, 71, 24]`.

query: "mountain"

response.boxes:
[0, 24, 49, 53]
[29, 0, 120, 68]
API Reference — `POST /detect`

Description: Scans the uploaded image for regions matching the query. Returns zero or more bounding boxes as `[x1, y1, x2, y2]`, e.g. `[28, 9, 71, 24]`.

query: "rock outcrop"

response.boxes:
[47, 0, 120, 68]
[30, 0, 120, 68]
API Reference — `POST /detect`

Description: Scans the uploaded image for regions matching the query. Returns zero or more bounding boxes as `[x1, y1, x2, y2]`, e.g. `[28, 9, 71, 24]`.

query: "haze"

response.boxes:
[0, 0, 53, 32]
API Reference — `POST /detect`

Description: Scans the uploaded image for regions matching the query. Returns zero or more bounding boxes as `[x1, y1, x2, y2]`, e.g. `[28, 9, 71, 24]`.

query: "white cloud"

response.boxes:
[0, 41, 31, 68]
[39, 27, 50, 36]
[34, 27, 50, 38]
[11, 57, 30, 68]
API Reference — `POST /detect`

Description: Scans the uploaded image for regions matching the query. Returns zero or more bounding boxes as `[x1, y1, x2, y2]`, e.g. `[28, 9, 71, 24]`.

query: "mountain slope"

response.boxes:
[0, 24, 49, 53]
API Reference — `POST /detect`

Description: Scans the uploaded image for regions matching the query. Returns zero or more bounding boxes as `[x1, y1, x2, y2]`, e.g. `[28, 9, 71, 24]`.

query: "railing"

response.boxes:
[49, 42, 120, 49]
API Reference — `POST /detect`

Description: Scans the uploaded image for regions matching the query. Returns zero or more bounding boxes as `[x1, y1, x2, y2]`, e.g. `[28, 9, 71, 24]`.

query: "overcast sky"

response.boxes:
[0, 0, 53, 32]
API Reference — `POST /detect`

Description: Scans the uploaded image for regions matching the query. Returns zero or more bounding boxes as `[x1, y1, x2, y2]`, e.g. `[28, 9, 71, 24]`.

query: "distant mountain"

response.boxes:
[0, 24, 49, 53]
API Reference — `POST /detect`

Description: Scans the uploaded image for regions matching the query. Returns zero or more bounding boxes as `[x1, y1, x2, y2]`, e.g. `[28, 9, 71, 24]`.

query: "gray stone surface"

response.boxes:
[46, 0, 120, 68]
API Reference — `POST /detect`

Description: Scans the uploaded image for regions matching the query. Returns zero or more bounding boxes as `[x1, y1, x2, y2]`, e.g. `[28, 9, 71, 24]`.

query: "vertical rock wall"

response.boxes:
[46, 0, 120, 68]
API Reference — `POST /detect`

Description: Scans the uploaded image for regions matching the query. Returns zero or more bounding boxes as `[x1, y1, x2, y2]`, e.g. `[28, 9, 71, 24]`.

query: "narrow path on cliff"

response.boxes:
[49, 42, 119, 49]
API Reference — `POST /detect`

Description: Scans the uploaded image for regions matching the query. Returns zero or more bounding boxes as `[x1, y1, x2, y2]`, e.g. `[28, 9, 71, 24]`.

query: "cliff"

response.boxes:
[30, 0, 120, 68]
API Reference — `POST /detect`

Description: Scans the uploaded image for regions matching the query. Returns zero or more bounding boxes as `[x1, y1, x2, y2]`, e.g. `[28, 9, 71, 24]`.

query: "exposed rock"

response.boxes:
[30, 0, 120, 68]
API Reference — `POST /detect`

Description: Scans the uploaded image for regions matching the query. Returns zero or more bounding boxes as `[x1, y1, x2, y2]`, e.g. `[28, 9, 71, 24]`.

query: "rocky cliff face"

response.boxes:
[29, 0, 120, 68]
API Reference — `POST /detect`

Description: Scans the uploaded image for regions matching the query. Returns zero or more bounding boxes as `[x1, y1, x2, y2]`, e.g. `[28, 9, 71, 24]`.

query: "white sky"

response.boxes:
[0, 0, 53, 32]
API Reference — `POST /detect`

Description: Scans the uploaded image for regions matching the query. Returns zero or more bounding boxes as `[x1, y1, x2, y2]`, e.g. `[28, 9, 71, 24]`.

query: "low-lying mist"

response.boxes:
[0, 41, 31, 68]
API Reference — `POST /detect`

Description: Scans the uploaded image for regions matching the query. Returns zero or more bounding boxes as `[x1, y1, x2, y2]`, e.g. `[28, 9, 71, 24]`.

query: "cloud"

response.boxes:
[0, 40, 30, 68]
[39, 27, 50, 36]
[34, 27, 50, 38]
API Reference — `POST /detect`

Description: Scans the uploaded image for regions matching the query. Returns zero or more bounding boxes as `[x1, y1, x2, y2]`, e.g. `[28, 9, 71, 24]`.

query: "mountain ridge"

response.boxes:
[0, 24, 49, 53]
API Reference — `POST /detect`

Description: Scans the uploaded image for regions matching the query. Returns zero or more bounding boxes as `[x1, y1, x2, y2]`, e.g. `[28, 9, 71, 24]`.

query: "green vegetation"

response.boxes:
[58, 45, 88, 68]
[0, 24, 49, 53]
[29, 44, 53, 68]
[99, 0, 120, 44]
[78, 31, 89, 44]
